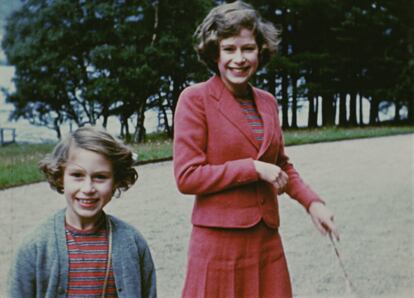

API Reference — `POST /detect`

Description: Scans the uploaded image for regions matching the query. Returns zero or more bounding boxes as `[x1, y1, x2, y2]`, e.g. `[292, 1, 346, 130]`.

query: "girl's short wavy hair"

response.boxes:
[194, 0, 280, 74]
[39, 126, 138, 197]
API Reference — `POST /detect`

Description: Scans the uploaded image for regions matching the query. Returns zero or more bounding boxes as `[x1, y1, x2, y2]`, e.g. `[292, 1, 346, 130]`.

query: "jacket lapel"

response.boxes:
[209, 76, 259, 150]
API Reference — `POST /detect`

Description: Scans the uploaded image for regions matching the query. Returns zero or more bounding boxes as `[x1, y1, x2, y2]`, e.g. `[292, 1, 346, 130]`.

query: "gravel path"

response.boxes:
[1, 134, 413, 298]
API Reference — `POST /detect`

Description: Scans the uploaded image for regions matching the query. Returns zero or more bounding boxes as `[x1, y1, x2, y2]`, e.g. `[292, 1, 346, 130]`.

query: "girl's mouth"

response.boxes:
[77, 198, 98, 208]
[229, 66, 249, 75]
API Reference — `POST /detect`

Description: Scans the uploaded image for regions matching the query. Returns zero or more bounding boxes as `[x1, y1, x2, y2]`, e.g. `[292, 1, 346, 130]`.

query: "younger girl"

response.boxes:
[8, 126, 156, 298]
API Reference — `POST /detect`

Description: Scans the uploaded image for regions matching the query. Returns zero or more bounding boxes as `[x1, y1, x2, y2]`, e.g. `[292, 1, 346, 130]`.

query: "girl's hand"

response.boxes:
[254, 160, 288, 194]
[309, 202, 340, 241]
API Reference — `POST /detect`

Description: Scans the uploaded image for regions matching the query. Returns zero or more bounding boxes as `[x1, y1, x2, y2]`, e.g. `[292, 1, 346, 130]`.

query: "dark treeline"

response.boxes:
[2, 0, 413, 142]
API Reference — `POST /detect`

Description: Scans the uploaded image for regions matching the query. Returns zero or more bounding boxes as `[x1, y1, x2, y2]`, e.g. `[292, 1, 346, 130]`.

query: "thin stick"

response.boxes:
[328, 233, 358, 296]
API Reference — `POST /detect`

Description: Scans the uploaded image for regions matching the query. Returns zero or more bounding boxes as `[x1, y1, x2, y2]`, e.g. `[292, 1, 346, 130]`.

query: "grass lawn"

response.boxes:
[283, 125, 414, 145]
[0, 143, 54, 189]
[0, 125, 413, 190]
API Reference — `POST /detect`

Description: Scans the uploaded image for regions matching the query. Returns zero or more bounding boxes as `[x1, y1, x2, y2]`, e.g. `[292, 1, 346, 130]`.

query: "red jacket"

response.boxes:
[173, 75, 323, 229]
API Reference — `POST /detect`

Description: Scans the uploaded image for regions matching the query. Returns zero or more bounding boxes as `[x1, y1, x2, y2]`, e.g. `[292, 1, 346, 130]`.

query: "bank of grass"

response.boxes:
[283, 125, 414, 145]
[0, 143, 54, 189]
[0, 126, 413, 190]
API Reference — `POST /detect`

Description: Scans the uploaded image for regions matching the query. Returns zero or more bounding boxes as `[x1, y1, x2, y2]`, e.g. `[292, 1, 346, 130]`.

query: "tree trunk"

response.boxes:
[322, 93, 335, 126]
[394, 99, 401, 123]
[408, 97, 414, 124]
[281, 73, 289, 128]
[133, 103, 147, 143]
[338, 92, 347, 126]
[54, 118, 62, 140]
[124, 118, 130, 140]
[170, 77, 186, 136]
[160, 104, 171, 137]
[120, 123, 124, 138]
[349, 92, 357, 126]
[308, 95, 318, 128]
[291, 75, 298, 128]
[267, 70, 276, 97]
[102, 113, 109, 129]
[358, 94, 364, 126]
[88, 101, 96, 125]
[279, 6, 289, 129]
[120, 114, 130, 139]
[369, 97, 379, 125]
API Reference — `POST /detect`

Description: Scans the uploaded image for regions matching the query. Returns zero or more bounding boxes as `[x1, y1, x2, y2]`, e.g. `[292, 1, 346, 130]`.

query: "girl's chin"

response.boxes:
[227, 71, 252, 81]
[228, 77, 250, 85]
[228, 70, 249, 77]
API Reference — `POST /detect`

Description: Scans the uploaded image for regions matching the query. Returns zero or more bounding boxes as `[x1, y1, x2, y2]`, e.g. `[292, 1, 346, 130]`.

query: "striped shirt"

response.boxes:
[237, 97, 264, 145]
[65, 217, 117, 297]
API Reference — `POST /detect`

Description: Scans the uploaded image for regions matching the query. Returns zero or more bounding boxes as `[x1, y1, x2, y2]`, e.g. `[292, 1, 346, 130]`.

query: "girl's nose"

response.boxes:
[81, 178, 96, 193]
[234, 50, 245, 63]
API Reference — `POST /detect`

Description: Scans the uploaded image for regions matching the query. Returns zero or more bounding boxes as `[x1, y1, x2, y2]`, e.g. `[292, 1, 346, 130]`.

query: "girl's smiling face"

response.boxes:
[63, 145, 114, 230]
[217, 28, 259, 97]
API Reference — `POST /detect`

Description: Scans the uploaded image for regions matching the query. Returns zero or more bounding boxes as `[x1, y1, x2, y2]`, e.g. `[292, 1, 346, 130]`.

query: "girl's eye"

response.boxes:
[93, 174, 111, 181]
[70, 172, 83, 178]
[244, 46, 257, 51]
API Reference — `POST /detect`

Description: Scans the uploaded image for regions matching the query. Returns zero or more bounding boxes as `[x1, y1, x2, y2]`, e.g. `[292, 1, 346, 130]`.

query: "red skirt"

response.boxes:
[182, 221, 292, 298]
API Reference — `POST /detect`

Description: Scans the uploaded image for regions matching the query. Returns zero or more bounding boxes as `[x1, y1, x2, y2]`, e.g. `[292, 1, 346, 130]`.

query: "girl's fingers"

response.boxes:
[309, 202, 340, 240]
[329, 224, 340, 241]
[322, 219, 340, 241]
[312, 217, 327, 236]
[274, 171, 288, 192]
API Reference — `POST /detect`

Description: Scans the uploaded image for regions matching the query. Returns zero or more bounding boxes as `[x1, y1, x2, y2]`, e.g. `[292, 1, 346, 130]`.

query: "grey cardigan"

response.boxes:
[8, 208, 156, 298]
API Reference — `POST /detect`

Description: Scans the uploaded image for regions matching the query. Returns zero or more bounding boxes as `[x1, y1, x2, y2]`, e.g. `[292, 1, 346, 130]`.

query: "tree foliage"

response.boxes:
[2, 0, 412, 141]
[250, 0, 413, 127]
[2, 0, 211, 140]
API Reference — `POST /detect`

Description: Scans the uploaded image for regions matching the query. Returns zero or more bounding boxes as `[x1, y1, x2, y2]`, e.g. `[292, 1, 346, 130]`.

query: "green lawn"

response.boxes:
[0, 126, 413, 190]
[0, 143, 54, 188]
[283, 125, 414, 145]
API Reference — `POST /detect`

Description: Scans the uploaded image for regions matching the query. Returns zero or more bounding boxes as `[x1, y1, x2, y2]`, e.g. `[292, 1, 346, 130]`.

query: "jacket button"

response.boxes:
[260, 198, 265, 204]
[58, 287, 65, 294]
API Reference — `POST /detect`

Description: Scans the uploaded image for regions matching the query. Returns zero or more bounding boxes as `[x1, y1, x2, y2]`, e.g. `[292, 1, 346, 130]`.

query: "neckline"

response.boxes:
[65, 213, 106, 234]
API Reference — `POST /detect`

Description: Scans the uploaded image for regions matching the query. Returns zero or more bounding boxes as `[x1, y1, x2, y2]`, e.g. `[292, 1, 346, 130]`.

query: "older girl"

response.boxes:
[173, 1, 339, 297]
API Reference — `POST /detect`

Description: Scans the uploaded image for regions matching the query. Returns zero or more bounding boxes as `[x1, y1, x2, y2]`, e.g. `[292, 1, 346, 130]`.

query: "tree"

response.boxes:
[252, 0, 413, 127]
[2, 0, 212, 141]
[3, 0, 412, 139]
[147, 0, 213, 137]
[2, 0, 124, 137]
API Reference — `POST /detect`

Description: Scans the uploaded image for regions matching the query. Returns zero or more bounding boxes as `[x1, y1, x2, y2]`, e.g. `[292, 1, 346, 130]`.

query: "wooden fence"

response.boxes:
[0, 128, 16, 146]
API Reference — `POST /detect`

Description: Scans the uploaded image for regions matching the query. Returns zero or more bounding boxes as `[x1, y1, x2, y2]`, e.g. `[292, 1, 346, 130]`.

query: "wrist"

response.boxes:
[308, 201, 324, 213]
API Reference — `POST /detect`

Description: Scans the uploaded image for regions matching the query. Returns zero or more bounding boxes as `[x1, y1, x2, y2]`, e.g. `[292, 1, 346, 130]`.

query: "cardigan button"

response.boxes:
[260, 198, 265, 204]
[58, 287, 65, 294]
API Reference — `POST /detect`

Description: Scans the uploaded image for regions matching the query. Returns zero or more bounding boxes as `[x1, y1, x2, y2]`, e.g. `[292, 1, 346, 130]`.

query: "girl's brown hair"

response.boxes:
[194, 0, 280, 73]
[39, 126, 138, 197]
